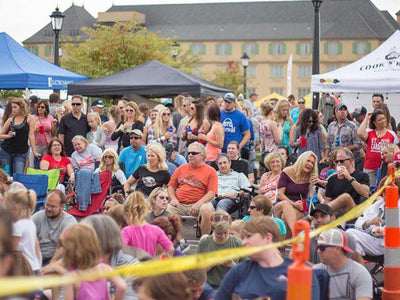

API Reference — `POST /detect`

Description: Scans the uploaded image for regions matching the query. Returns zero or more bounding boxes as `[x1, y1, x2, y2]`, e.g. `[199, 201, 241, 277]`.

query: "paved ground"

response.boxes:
[181, 217, 200, 254]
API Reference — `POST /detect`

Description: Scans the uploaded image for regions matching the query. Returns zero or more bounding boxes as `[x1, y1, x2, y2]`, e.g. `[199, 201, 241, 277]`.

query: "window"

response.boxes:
[270, 65, 284, 78]
[215, 43, 232, 56]
[298, 65, 312, 78]
[298, 88, 311, 98]
[242, 43, 259, 55]
[247, 65, 257, 77]
[270, 88, 283, 95]
[326, 64, 341, 72]
[247, 88, 257, 95]
[269, 43, 286, 55]
[190, 44, 206, 55]
[44, 45, 54, 57]
[192, 66, 204, 77]
[25, 46, 39, 55]
[296, 42, 312, 55]
[353, 42, 371, 55]
[324, 42, 342, 55]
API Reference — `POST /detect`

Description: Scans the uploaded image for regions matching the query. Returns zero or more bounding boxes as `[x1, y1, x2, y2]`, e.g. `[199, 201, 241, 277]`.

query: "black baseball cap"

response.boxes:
[310, 204, 334, 216]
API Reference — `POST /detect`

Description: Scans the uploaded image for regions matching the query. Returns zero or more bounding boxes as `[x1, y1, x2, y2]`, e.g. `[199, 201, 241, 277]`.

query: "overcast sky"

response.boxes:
[0, 0, 398, 44]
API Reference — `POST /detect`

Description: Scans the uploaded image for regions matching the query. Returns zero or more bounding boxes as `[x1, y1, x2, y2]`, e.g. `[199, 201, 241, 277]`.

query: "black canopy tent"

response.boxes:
[67, 60, 232, 97]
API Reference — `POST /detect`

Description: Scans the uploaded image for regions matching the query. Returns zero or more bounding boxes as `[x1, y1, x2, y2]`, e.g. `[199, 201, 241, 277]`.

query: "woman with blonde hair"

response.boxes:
[146, 187, 171, 222]
[62, 223, 127, 300]
[71, 135, 102, 171]
[274, 151, 318, 233]
[5, 189, 40, 274]
[0, 98, 39, 175]
[258, 152, 286, 202]
[104, 105, 121, 152]
[87, 112, 106, 149]
[97, 148, 126, 194]
[142, 108, 159, 143]
[111, 101, 144, 152]
[197, 211, 241, 288]
[381, 143, 400, 178]
[123, 143, 170, 196]
[147, 106, 177, 147]
[274, 99, 293, 149]
[121, 191, 174, 257]
[259, 101, 282, 154]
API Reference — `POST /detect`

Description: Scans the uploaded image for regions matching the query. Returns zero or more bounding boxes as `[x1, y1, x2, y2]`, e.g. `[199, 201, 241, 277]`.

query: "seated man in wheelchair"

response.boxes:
[212, 153, 251, 213]
[346, 176, 400, 264]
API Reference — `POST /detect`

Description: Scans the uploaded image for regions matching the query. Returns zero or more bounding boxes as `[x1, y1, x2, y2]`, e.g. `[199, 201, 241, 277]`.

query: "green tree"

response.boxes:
[0, 90, 24, 99]
[61, 20, 199, 78]
[210, 61, 244, 95]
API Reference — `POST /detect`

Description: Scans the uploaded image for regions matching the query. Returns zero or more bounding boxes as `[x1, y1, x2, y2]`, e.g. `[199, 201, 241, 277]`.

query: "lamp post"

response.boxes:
[311, 0, 323, 109]
[171, 41, 180, 61]
[50, 7, 65, 67]
[241, 52, 250, 99]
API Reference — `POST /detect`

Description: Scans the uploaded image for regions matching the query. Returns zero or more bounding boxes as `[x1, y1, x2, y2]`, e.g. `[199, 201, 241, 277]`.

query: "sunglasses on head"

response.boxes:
[130, 136, 141, 140]
[212, 214, 229, 222]
[188, 151, 200, 156]
[71, 103, 82, 106]
[316, 245, 334, 252]
[334, 158, 350, 164]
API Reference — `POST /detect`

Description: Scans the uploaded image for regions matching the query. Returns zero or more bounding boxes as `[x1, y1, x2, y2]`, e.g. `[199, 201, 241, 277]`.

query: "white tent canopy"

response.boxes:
[311, 30, 400, 93]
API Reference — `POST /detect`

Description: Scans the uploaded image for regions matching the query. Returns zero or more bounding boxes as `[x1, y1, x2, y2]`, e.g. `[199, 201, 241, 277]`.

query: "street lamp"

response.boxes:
[171, 41, 180, 61]
[311, 0, 323, 109]
[50, 7, 65, 67]
[241, 52, 250, 99]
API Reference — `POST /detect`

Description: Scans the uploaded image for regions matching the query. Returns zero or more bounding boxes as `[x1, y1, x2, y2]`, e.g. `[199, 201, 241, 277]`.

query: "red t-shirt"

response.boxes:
[41, 154, 71, 182]
[168, 163, 218, 204]
[364, 130, 398, 170]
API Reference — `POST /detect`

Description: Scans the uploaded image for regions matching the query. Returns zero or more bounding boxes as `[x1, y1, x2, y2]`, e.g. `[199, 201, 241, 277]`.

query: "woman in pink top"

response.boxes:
[33, 100, 56, 168]
[62, 223, 126, 300]
[259, 152, 285, 203]
[259, 101, 282, 154]
[121, 191, 174, 257]
[199, 104, 224, 163]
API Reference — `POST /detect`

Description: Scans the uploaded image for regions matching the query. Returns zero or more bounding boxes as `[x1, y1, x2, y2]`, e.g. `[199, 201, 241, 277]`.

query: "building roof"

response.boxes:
[23, 5, 96, 44]
[107, 0, 399, 41]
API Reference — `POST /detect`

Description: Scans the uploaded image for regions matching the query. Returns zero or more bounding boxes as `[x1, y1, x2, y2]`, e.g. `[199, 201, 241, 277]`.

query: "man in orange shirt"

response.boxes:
[167, 142, 218, 234]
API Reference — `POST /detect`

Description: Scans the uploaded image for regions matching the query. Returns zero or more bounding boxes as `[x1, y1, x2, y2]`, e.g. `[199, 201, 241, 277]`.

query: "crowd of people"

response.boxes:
[0, 91, 395, 299]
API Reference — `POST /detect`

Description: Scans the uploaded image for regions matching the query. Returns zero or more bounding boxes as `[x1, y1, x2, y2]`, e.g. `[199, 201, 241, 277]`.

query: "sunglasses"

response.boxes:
[71, 103, 82, 106]
[38, 106, 46, 109]
[163, 113, 171, 116]
[298, 102, 305, 104]
[334, 158, 350, 164]
[249, 205, 258, 210]
[308, 120, 314, 124]
[130, 136, 141, 140]
[104, 156, 114, 159]
[51, 144, 62, 147]
[188, 151, 201, 156]
[316, 245, 333, 252]
[212, 214, 229, 222]
[157, 195, 170, 201]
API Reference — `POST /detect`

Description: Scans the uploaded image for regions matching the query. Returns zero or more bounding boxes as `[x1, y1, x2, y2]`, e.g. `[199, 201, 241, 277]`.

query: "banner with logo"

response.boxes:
[311, 30, 400, 93]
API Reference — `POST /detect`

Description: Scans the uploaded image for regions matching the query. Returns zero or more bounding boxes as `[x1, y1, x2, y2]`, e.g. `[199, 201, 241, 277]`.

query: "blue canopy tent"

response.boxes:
[0, 32, 87, 90]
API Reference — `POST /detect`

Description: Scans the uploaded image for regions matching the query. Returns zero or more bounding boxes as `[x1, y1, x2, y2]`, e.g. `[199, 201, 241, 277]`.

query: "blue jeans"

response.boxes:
[0, 148, 27, 175]
[211, 197, 236, 212]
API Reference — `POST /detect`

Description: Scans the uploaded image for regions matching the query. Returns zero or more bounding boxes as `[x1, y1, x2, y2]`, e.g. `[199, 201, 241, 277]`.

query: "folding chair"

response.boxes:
[26, 168, 60, 191]
[363, 255, 384, 299]
[13, 173, 48, 212]
[67, 171, 112, 218]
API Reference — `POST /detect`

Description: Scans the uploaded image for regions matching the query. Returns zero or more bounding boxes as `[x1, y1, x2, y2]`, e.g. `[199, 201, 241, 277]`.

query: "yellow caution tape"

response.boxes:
[0, 173, 396, 297]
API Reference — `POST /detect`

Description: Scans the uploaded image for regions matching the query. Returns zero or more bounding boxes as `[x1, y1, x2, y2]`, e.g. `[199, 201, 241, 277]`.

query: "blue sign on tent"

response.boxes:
[0, 32, 88, 90]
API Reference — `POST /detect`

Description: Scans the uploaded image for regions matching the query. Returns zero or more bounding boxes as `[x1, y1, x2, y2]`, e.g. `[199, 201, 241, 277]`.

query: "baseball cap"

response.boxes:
[129, 129, 143, 137]
[394, 151, 400, 163]
[317, 228, 354, 253]
[335, 103, 347, 111]
[91, 99, 104, 108]
[162, 98, 173, 107]
[164, 143, 174, 159]
[223, 93, 237, 103]
[310, 204, 334, 217]
[352, 106, 367, 117]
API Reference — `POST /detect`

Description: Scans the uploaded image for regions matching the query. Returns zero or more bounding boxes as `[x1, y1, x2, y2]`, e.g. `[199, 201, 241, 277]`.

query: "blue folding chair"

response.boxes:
[13, 174, 48, 212]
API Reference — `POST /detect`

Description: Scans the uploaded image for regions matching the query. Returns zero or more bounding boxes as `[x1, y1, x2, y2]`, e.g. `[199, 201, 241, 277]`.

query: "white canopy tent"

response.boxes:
[311, 30, 400, 118]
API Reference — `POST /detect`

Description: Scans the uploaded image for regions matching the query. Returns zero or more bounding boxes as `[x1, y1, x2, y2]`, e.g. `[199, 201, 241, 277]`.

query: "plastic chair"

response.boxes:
[26, 168, 60, 191]
[13, 173, 48, 212]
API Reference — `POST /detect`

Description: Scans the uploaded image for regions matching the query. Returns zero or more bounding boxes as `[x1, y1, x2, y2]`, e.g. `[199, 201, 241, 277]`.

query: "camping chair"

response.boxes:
[363, 255, 384, 299]
[67, 171, 112, 218]
[13, 173, 48, 212]
[26, 168, 60, 191]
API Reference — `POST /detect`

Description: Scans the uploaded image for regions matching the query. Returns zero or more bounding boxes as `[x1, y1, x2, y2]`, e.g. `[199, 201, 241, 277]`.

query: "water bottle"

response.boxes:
[187, 125, 192, 133]
[168, 126, 173, 132]
[335, 136, 340, 147]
